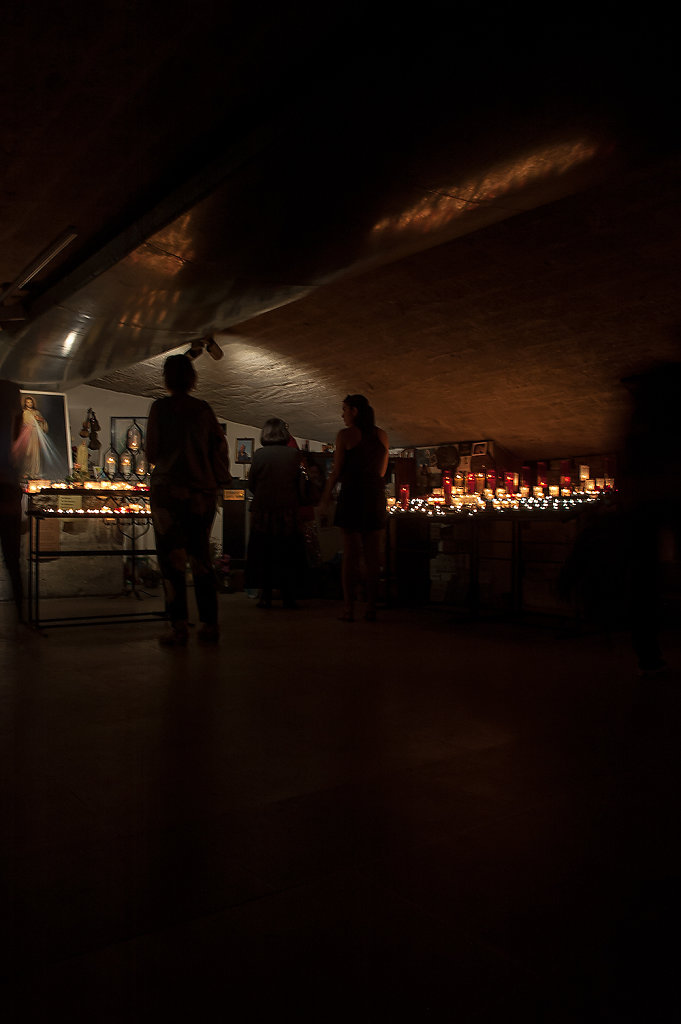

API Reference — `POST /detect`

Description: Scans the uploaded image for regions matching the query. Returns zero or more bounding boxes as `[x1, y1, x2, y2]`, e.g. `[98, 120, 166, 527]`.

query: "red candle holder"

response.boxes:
[400, 485, 410, 509]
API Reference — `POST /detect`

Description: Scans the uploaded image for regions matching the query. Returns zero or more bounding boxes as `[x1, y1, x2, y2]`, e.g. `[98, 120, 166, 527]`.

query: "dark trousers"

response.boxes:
[0, 484, 23, 618]
[151, 485, 217, 627]
[246, 522, 302, 605]
[258, 534, 298, 605]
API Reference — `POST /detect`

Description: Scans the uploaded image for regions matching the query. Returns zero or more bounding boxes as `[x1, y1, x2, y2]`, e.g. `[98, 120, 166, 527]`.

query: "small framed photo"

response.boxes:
[472, 441, 488, 456]
[235, 438, 254, 464]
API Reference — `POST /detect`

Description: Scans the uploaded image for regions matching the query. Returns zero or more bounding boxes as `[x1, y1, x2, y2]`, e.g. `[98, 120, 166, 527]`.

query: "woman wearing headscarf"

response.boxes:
[246, 417, 304, 609]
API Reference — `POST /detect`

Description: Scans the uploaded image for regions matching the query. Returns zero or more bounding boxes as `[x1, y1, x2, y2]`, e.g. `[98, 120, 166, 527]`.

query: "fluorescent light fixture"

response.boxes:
[0, 227, 78, 304]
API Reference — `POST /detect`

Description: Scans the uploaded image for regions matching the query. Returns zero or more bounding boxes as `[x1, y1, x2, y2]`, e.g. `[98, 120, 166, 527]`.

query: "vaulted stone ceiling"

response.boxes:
[2, 5, 679, 459]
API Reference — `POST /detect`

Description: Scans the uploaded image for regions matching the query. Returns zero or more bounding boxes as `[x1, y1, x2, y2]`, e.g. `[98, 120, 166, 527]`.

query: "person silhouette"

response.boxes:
[246, 418, 305, 609]
[0, 379, 25, 626]
[619, 362, 681, 674]
[146, 354, 231, 646]
[319, 394, 389, 621]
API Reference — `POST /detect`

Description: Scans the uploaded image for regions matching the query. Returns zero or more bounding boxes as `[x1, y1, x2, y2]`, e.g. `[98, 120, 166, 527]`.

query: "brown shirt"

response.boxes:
[146, 393, 230, 492]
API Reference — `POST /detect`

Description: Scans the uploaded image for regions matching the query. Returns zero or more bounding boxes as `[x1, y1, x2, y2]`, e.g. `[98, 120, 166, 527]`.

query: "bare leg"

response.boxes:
[341, 530, 362, 619]
[362, 529, 382, 618]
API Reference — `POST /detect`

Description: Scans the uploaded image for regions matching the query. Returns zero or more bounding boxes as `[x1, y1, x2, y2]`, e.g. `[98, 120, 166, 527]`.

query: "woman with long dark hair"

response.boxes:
[319, 394, 389, 621]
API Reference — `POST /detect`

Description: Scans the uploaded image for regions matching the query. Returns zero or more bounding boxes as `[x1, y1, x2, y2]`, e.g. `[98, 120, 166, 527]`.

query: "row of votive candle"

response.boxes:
[396, 479, 614, 509]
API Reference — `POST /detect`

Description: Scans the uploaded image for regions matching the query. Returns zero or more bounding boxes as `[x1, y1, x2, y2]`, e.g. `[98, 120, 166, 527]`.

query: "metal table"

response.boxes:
[26, 489, 166, 629]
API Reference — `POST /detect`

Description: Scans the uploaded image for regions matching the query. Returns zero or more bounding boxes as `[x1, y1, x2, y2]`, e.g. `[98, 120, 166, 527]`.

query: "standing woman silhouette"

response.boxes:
[146, 354, 231, 646]
[319, 394, 389, 621]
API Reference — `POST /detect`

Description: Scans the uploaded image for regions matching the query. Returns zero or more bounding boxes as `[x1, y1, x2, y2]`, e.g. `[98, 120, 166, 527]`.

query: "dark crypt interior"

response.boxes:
[2, 5, 681, 1021]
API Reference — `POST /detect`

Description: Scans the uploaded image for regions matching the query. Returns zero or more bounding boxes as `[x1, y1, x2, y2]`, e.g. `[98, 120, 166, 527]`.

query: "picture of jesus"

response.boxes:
[21, 396, 49, 478]
[17, 390, 72, 481]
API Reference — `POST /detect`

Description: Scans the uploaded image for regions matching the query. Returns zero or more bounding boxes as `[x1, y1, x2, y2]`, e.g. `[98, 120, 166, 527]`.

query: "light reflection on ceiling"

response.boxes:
[132, 332, 340, 437]
[215, 334, 339, 411]
[371, 138, 603, 244]
[128, 213, 197, 279]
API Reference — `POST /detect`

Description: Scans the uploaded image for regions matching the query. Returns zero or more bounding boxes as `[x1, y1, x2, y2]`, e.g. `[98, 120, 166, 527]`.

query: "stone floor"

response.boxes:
[1, 591, 679, 1022]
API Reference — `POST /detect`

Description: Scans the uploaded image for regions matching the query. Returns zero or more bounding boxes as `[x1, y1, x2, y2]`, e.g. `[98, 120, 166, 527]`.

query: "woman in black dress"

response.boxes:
[319, 394, 389, 621]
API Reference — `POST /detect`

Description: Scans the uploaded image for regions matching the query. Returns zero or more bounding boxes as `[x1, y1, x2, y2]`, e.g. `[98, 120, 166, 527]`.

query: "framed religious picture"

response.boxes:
[18, 390, 72, 480]
[235, 438, 254, 464]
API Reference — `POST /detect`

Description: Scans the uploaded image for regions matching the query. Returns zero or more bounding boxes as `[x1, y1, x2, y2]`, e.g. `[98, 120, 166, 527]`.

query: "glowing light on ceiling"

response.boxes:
[219, 337, 335, 397]
[371, 139, 602, 244]
[61, 330, 79, 355]
[128, 213, 197, 278]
